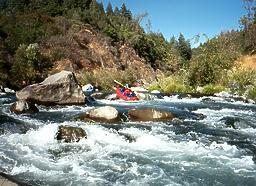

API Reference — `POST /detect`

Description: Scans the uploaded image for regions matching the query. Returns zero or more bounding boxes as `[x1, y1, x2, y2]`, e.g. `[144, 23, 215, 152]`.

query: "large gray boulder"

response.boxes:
[56, 125, 87, 143]
[10, 100, 39, 114]
[79, 106, 120, 123]
[16, 71, 85, 105]
[128, 108, 175, 122]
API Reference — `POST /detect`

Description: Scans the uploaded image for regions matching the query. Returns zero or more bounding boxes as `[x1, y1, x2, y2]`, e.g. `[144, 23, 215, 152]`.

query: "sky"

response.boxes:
[101, 0, 247, 46]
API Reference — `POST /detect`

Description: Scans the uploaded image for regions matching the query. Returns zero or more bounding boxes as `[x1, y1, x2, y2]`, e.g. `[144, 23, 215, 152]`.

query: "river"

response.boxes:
[0, 92, 256, 185]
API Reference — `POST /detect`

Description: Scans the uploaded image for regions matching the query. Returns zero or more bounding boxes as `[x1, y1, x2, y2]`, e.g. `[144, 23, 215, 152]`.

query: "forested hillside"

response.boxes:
[0, 0, 255, 99]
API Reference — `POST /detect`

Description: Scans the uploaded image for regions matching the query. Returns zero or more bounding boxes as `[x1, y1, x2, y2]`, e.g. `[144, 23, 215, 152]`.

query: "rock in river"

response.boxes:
[10, 100, 39, 114]
[79, 106, 120, 123]
[16, 71, 85, 105]
[128, 108, 175, 122]
[56, 125, 87, 143]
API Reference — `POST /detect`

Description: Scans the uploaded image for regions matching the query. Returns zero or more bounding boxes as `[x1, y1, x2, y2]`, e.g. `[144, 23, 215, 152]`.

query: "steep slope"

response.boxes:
[237, 55, 256, 69]
[42, 23, 157, 84]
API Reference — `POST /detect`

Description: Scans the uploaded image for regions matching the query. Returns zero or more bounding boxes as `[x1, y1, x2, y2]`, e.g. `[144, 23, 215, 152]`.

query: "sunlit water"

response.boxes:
[0, 93, 256, 185]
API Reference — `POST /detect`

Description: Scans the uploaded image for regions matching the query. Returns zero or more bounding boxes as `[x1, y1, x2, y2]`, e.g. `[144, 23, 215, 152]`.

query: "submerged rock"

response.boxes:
[220, 116, 251, 129]
[118, 132, 136, 143]
[128, 108, 175, 122]
[220, 117, 240, 129]
[56, 125, 87, 143]
[90, 92, 115, 100]
[79, 106, 120, 123]
[16, 71, 85, 105]
[10, 100, 39, 114]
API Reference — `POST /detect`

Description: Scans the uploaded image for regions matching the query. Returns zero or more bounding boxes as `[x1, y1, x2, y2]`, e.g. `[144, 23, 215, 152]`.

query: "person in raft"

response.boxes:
[122, 84, 136, 97]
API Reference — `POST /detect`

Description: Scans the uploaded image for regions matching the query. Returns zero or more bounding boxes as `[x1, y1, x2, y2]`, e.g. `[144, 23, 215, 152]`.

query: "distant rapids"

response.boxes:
[0, 92, 256, 186]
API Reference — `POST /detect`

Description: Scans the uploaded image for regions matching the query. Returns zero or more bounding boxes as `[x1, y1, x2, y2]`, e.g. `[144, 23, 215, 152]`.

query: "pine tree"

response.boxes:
[63, 0, 92, 9]
[240, 0, 256, 53]
[106, 2, 113, 16]
[114, 7, 120, 15]
[177, 33, 192, 61]
[169, 36, 177, 47]
[88, 0, 107, 29]
[120, 3, 132, 20]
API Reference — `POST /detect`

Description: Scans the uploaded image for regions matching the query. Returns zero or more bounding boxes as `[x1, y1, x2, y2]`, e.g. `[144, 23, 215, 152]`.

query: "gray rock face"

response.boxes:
[10, 100, 39, 114]
[79, 106, 120, 123]
[56, 125, 87, 143]
[128, 108, 175, 122]
[16, 71, 85, 105]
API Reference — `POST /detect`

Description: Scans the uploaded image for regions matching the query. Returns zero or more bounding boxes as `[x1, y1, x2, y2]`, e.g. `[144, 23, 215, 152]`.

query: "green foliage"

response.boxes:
[63, 0, 92, 10]
[10, 43, 51, 89]
[220, 66, 256, 100]
[245, 84, 256, 100]
[81, 68, 137, 90]
[133, 33, 183, 73]
[0, 0, 253, 96]
[188, 35, 241, 86]
[0, 59, 9, 86]
[87, 0, 107, 29]
[148, 74, 192, 93]
[120, 3, 132, 20]
[240, 0, 256, 53]
[106, 2, 114, 16]
[188, 53, 220, 86]
[200, 84, 226, 94]
[177, 33, 192, 61]
[223, 67, 256, 93]
[147, 83, 162, 92]
[0, 14, 63, 53]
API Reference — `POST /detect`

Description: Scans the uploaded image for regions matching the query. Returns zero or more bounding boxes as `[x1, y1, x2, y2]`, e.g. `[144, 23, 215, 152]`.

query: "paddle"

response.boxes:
[113, 80, 134, 92]
[113, 80, 124, 87]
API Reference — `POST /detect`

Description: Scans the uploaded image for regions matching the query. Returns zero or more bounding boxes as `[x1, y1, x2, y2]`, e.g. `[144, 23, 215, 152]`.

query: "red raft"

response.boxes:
[116, 88, 139, 101]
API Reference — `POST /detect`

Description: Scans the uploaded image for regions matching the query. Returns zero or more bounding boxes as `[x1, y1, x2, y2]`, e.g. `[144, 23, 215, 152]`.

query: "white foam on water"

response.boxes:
[82, 124, 128, 147]
[161, 93, 256, 107]
[96, 99, 145, 106]
[2, 109, 45, 127]
[193, 108, 255, 127]
[240, 127, 256, 134]
[1, 122, 255, 185]
[40, 105, 92, 113]
[81, 125, 255, 169]
[6, 123, 58, 147]
[162, 95, 201, 104]
[205, 96, 255, 106]
[1, 97, 256, 185]
[215, 91, 233, 97]
[11, 164, 39, 175]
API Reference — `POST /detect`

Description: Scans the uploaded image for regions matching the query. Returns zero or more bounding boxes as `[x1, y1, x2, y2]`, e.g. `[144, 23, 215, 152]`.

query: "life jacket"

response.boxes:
[124, 88, 132, 96]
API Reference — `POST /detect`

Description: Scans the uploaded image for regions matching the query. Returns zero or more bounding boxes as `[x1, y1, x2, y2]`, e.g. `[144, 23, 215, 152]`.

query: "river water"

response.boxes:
[0, 92, 256, 186]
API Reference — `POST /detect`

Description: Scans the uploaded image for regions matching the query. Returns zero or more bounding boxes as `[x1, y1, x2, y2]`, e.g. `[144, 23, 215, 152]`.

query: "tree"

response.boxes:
[84, 0, 107, 29]
[0, 59, 10, 87]
[120, 3, 132, 20]
[63, 0, 92, 9]
[106, 2, 113, 16]
[10, 43, 50, 89]
[240, 0, 256, 53]
[188, 36, 241, 86]
[177, 33, 192, 61]
[114, 7, 120, 15]
[134, 32, 170, 70]
[169, 36, 177, 47]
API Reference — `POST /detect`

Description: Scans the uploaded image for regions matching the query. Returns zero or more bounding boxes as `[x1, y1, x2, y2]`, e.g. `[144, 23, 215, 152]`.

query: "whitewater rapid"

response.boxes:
[0, 93, 256, 185]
